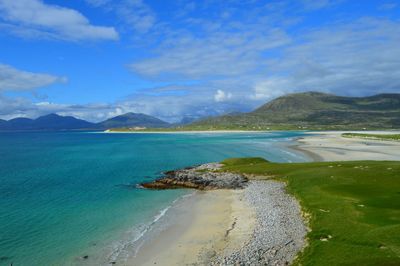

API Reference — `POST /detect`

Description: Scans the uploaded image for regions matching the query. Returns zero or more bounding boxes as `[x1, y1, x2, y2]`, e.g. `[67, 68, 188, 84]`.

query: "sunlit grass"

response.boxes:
[221, 158, 400, 265]
[342, 133, 400, 141]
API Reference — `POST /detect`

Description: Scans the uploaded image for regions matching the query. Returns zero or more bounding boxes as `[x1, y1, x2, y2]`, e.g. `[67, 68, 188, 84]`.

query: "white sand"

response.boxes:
[295, 131, 400, 161]
[125, 189, 255, 265]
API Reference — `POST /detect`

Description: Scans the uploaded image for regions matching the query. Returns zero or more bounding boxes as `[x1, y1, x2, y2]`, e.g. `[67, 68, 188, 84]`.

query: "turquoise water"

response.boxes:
[0, 131, 307, 265]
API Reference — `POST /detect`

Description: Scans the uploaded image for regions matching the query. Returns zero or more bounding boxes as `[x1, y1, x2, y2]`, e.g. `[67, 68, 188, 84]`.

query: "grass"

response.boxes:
[342, 133, 400, 141]
[221, 158, 400, 266]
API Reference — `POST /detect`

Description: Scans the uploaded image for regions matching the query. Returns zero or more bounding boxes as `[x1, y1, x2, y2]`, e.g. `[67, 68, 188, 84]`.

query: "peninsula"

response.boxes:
[129, 132, 400, 266]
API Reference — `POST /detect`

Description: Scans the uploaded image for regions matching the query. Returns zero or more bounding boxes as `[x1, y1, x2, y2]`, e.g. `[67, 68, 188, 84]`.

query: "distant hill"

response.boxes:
[190, 92, 400, 130]
[0, 114, 96, 131]
[6, 117, 34, 130]
[0, 112, 170, 131]
[98, 112, 170, 129]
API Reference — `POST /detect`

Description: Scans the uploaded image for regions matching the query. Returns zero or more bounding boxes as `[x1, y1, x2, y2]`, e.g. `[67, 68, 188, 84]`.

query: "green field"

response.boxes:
[221, 158, 400, 265]
[342, 133, 400, 141]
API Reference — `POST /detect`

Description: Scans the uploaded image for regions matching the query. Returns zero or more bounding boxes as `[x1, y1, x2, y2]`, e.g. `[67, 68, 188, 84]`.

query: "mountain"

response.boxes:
[98, 112, 170, 129]
[190, 92, 400, 130]
[34, 114, 95, 130]
[0, 114, 96, 131]
[0, 119, 7, 127]
[5, 117, 34, 130]
[0, 112, 170, 131]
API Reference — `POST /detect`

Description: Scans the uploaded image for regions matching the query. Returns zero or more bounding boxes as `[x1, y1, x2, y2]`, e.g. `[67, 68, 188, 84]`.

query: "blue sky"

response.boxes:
[0, 0, 399, 122]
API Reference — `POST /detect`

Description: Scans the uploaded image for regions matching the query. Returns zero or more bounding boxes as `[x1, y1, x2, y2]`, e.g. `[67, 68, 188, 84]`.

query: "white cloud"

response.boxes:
[0, 63, 67, 91]
[251, 78, 291, 100]
[214, 89, 232, 102]
[0, 0, 118, 41]
[2, 1, 400, 123]
[257, 18, 400, 97]
[301, 0, 342, 10]
[379, 2, 398, 10]
[0, 94, 122, 121]
[86, 0, 156, 33]
[130, 28, 290, 79]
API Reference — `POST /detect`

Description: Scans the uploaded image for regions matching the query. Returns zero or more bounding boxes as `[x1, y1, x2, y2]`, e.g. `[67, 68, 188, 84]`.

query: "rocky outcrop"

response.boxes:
[141, 163, 247, 190]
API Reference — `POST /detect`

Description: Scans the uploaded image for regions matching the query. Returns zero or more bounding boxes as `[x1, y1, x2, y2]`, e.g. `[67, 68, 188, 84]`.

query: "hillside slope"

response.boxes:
[191, 92, 400, 130]
[97, 112, 170, 129]
[0, 112, 170, 131]
[0, 114, 95, 131]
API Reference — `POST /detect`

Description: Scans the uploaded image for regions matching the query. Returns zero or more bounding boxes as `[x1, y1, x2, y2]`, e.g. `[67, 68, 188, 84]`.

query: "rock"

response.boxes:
[141, 163, 248, 190]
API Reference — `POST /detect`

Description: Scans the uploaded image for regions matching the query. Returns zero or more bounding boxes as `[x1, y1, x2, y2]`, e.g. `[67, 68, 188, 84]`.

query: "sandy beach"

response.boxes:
[123, 182, 306, 266]
[294, 131, 400, 161]
[120, 130, 400, 266]
[124, 189, 255, 265]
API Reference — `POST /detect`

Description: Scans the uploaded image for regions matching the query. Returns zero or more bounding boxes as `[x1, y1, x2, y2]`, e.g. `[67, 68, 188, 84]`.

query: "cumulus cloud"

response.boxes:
[214, 90, 232, 102]
[0, 63, 67, 91]
[0, 0, 118, 41]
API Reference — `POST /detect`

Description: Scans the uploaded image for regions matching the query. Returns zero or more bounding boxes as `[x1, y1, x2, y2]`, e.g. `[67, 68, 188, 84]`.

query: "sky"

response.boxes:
[0, 0, 399, 122]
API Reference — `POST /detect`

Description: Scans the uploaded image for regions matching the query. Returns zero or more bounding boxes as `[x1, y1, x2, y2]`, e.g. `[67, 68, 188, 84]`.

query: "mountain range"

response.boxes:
[1, 92, 399, 131]
[189, 92, 400, 130]
[0, 112, 170, 131]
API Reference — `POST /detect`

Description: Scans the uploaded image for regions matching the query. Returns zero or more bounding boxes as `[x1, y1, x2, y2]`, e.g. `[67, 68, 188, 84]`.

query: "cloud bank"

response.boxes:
[0, 64, 67, 91]
[0, 0, 118, 41]
[1, 0, 400, 122]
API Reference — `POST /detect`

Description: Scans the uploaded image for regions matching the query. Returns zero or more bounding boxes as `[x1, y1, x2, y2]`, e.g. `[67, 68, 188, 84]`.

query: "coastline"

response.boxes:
[293, 131, 400, 161]
[123, 181, 307, 266]
[103, 129, 277, 134]
[122, 189, 255, 265]
[115, 133, 311, 266]
[116, 130, 400, 265]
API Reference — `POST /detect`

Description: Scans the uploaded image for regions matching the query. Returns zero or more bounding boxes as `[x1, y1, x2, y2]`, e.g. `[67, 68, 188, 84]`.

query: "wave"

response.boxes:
[105, 191, 195, 264]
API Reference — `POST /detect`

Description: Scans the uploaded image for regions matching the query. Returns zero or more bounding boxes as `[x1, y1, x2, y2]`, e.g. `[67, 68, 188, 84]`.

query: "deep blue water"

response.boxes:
[0, 131, 307, 265]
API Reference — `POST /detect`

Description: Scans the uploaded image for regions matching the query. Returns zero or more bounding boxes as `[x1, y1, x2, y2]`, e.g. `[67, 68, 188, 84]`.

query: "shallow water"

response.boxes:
[0, 131, 307, 265]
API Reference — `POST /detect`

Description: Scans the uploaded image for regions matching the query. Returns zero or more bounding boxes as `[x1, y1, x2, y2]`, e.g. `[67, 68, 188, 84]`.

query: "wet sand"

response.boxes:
[294, 131, 400, 161]
[125, 189, 255, 265]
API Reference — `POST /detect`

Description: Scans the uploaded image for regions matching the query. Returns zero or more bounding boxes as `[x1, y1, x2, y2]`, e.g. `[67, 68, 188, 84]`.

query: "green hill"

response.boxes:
[189, 92, 400, 130]
[98, 112, 170, 129]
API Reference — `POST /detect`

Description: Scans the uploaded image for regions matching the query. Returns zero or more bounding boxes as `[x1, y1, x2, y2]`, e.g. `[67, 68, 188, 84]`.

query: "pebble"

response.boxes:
[212, 181, 307, 265]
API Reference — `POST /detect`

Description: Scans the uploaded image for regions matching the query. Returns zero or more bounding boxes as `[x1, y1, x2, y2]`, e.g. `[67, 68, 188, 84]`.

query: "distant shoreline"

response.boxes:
[103, 129, 400, 134]
[292, 130, 400, 161]
[103, 129, 277, 134]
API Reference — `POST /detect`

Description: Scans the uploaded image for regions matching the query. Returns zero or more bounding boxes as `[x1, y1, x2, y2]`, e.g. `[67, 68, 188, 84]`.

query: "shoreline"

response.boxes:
[289, 140, 324, 162]
[103, 130, 278, 134]
[123, 181, 307, 266]
[115, 130, 400, 265]
[293, 131, 400, 161]
[114, 134, 311, 265]
[102, 129, 400, 134]
[122, 189, 255, 265]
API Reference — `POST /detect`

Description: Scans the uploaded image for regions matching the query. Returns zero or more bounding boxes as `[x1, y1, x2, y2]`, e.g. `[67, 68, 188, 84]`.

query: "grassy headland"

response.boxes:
[342, 133, 400, 141]
[221, 158, 400, 265]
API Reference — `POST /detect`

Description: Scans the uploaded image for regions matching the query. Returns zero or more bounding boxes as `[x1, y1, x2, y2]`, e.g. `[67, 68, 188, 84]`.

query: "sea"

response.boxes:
[0, 131, 308, 265]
